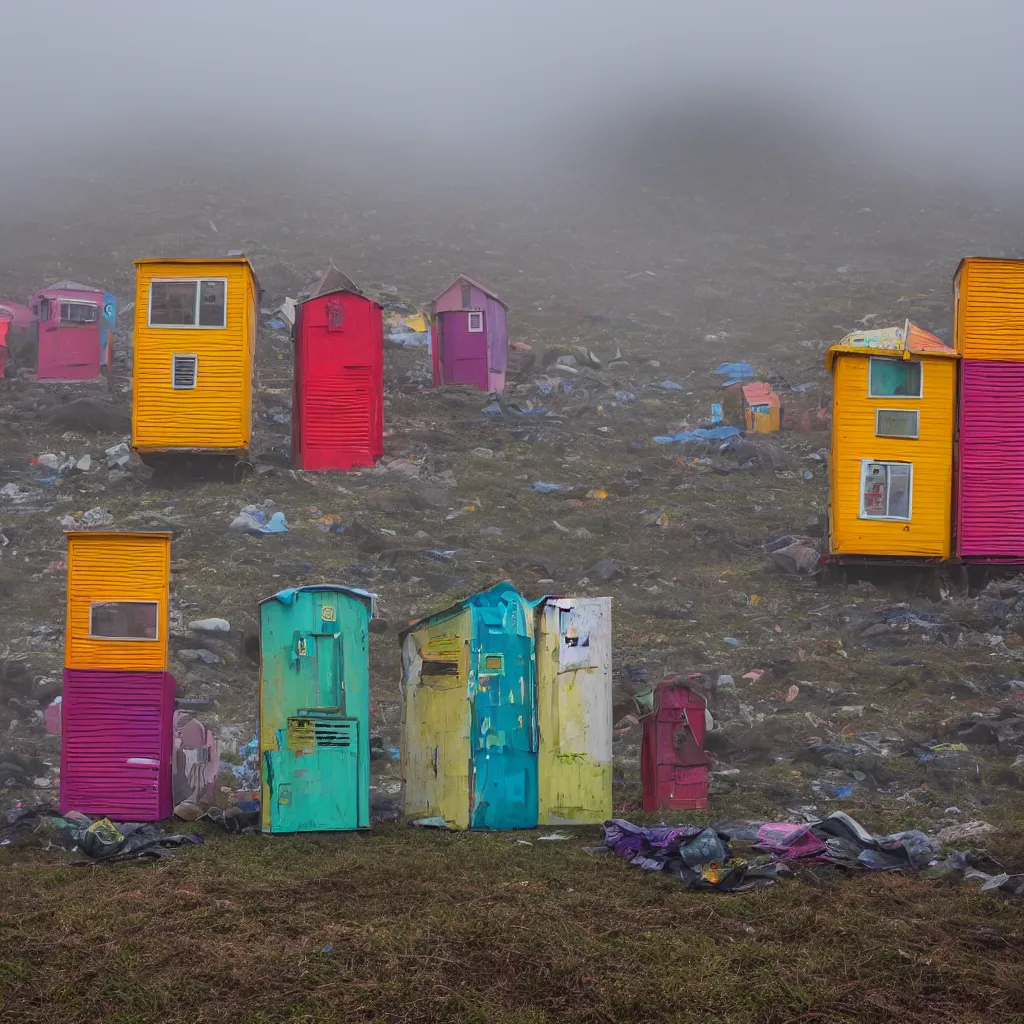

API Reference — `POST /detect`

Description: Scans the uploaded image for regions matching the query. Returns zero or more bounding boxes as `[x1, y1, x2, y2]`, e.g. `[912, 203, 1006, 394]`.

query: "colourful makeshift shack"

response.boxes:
[826, 321, 958, 561]
[431, 274, 509, 393]
[30, 281, 115, 381]
[61, 531, 175, 821]
[400, 582, 537, 830]
[954, 257, 1024, 559]
[534, 596, 613, 825]
[259, 585, 373, 833]
[741, 382, 782, 433]
[131, 256, 259, 471]
[640, 677, 709, 811]
[291, 264, 384, 471]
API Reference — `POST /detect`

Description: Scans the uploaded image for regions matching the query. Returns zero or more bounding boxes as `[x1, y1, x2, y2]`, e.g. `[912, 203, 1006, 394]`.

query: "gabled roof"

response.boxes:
[435, 274, 509, 310]
[398, 581, 521, 641]
[741, 382, 780, 406]
[47, 280, 97, 292]
[298, 262, 367, 304]
[825, 320, 958, 372]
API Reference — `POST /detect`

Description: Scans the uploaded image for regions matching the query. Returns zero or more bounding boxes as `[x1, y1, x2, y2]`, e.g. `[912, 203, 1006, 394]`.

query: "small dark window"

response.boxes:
[37, 297, 50, 322]
[198, 280, 226, 327]
[60, 301, 98, 324]
[172, 354, 198, 389]
[89, 601, 159, 640]
[461, 284, 472, 308]
[421, 659, 459, 677]
[327, 301, 345, 331]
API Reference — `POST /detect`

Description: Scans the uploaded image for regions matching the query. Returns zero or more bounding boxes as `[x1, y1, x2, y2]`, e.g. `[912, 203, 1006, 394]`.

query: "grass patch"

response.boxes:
[1, 825, 1023, 1023]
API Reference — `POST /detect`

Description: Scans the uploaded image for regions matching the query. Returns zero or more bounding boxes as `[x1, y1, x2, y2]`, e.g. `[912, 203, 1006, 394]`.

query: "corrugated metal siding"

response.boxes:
[829, 354, 955, 557]
[132, 262, 255, 450]
[958, 360, 1024, 557]
[955, 258, 1024, 361]
[535, 597, 612, 825]
[65, 533, 171, 670]
[60, 668, 174, 821]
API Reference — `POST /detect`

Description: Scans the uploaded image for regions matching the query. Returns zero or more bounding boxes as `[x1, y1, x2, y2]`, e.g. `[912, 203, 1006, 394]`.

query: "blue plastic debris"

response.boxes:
[531, 481, 564, 493]
[711, 403, 723, 424]
[321, 944, 335, 954]
[791, 382, 816, 392]
[714, 362, 754, 378]
[482, 402, 504, 417]
[267, 319, 286, 330]
[658, 380, 684, 391]
[653, 426, 742, 444]
[259, 512, 289, 534]
[615, 391, 637, 403]
[724, 637, 741, 647]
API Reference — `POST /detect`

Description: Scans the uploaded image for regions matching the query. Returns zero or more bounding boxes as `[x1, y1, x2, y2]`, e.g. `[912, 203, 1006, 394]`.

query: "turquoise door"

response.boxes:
[470, 587, 537, 829]
[261, 588, 368, 832]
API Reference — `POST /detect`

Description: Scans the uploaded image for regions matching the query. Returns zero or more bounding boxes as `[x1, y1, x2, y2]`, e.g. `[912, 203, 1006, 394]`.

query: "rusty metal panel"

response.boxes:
[535, 596, 612, 825]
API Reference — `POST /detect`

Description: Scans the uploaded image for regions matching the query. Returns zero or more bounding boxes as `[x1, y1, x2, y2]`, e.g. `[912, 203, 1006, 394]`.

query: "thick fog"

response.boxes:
[2, 0, 1024, 191]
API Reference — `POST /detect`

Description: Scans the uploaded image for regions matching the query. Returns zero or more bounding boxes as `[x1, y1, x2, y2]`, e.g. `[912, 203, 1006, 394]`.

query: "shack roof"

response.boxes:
[741, 382, 780, 407]
[297, 262, 375, 305]
[434, 274, 509, 311]
[953, 255, 1024, 280]
[825, 320, 957, 372]
[45, 280, 99, 293]
[398, 581, 520, 641]
[133, 256, 262, 297]
[259, 584, 375, 613]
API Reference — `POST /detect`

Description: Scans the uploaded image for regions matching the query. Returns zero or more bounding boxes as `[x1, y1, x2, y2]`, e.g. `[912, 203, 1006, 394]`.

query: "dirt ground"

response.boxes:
[2, 116, 1024, 1021]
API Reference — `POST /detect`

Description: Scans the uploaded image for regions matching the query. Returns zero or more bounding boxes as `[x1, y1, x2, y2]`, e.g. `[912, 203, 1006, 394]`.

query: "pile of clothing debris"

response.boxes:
[0, 804, 203, 864]
[597, 811, 1021, 896]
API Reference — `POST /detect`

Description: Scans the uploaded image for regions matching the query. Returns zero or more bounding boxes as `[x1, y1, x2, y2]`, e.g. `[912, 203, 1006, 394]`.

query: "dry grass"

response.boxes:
[1, 826, 1023, 1024]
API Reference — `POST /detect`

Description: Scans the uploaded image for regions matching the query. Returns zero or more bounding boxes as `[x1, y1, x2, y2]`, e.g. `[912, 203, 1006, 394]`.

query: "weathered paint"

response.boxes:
[826, 328, 957, 559]
[534, 596, 612, 825]
[259, 586, 372, 832]
[400, 581, 537, 830]
[640, 679, 708, 812]
[132, 257, 258, 453]
[32, 282, 108, 382]
[60, 668, 175, 821]
[431, 274, 509, 393]
[292, 285, 384, 471]
[741, 382, 782, 433]
[100, 292, 116, 373]
[953, 257, 1024, 361]
[957, 359, 1024, 558]
[64, 532, 172, 672]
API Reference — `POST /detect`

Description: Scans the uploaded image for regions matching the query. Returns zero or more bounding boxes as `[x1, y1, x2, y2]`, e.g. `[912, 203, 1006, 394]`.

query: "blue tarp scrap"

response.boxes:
[714, 362, 754, 379]
[530, 481, 564, 493]
[653, 426, 742, 444]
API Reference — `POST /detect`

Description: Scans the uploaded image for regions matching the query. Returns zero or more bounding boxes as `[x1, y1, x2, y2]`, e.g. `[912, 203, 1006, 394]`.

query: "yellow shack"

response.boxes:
[954, 257, 1024, 359]
[826, 321, 958, 560]
[132, 256, 259, 469]
[64, 532, 172, 672]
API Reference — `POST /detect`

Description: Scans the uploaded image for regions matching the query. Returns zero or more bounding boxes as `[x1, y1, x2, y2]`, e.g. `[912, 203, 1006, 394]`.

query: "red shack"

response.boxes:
[641, 677, 710, 811]
[291, 264, 384, 471]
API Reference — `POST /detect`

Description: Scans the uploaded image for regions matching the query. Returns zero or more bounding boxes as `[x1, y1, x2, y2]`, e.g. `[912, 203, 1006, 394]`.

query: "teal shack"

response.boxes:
[259, 585, 373, 833]
[400, 581, 538, 830]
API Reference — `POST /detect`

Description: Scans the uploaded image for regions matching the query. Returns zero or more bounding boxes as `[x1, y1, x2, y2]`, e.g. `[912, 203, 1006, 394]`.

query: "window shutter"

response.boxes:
[172, 354, 198, 389]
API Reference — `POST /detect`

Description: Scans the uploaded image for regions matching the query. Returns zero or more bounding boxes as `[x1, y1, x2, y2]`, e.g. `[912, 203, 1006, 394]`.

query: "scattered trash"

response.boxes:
[724, 637, 741, 647]
[230, 506, 290, 534]
[530, 481, 564, 494]
[714, 362, 754, 379]
[654, 426, 742, 444]
[538, 832, 572, 841]
[411, 816, 450, 829]
[105, 442, 131, 469]
[937, 820, 998, 845]
[60, 507, 114, 530]
[657, 380, 684, 391]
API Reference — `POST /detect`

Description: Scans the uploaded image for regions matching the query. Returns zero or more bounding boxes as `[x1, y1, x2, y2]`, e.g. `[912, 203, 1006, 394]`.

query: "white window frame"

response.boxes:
[467, 311, 484, 333]
[875, 408, 920, 439]
[88, 600, 160, 642]
[867, 356, 923, 399]
[59, 300, 99, 325]
[147, 278, 228, 329]
[171, 353, 199, 390]
[859, 460, 913, 521]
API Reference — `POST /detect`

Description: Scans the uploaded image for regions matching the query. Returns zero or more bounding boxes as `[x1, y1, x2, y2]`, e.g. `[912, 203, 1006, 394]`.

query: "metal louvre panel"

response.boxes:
[302, 369, 373, 450]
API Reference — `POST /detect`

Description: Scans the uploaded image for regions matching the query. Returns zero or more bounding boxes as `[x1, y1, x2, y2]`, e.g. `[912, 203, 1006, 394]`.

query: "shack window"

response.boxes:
[149, 280, 226, 328]
[60, 301, 98, 324]
[327, 302, 345, 331]
[860, 461, 912, 520]
[89, 601, 159, 640]
[467, 311, 483, 333]
[876, 409, 920, 439]
[461, 284, 472, 308]
[37, 297, 50, 322]
[868, 357, 922, 398]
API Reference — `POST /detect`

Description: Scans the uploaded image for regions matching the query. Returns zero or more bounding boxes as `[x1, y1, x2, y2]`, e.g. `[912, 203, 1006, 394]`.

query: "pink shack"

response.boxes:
[30, 281, 116, 381]
[431, 274, 509, 393]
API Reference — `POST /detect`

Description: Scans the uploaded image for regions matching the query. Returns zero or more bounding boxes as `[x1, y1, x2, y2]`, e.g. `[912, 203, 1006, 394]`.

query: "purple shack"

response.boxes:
[431, 274, 509, 393]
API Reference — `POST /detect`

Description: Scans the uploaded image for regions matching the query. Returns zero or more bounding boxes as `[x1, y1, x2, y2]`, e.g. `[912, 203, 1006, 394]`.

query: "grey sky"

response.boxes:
[1, 1, 1023, 185]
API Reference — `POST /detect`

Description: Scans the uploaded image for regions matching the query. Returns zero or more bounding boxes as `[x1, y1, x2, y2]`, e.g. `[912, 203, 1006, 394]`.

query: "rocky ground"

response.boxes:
[2, 117, 1024, 858]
